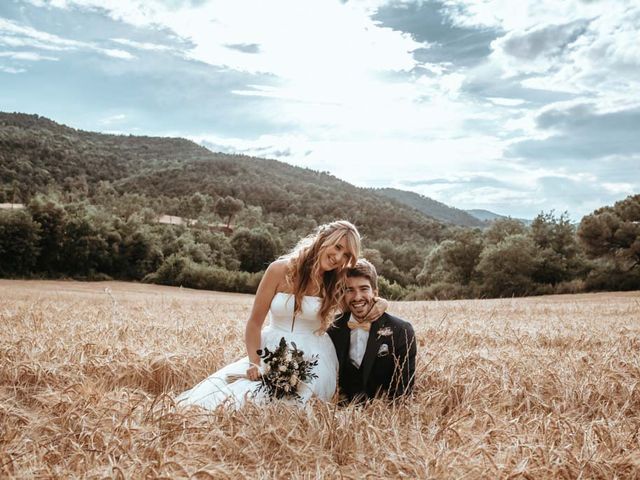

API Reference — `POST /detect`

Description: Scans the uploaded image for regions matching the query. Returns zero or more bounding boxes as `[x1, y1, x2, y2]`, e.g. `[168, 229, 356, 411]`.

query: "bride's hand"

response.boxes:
[363, 297, 388, 323]
[246, 364, 260, 381]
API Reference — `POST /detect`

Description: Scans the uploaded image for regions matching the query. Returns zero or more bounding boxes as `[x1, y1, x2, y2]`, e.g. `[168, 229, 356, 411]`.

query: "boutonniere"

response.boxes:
[377, 327, 393, 338]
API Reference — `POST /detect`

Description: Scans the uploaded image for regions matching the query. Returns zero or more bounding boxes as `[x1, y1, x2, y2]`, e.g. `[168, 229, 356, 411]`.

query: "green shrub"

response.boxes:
[377, 276, 409, 300]
[554, 279, 586, 295]
[144, 253, 263, 293]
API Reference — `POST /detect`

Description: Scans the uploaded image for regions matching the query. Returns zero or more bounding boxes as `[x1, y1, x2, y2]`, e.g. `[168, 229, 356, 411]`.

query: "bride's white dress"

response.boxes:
[176, 293, 338, 409]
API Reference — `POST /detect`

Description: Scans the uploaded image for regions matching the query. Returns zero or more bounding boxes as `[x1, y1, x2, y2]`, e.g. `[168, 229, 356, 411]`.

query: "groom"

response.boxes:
[329, 259, 416, 402]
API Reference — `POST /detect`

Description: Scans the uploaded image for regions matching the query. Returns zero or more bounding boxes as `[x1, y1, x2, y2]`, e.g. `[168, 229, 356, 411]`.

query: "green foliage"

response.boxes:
[0, 112, 446, 250]
[0, 209, 41, 275]
[583, 258, 640, 291]
[231, 228, 281, 273]
[367, 239, 428, 287]
[0, 113, 637, 299]
[418, 229, 483, 286]
[484, 217, 527, 245]
[28, 195, 67, 273]
[530, 211, 587, 285]
[145, 253, 263, 293]
[578, 194, 640, 271]
[377, 276, 409, 301]
[215, 196, 244, 227]
[61, 214, 111, 276]
[476, 234, 538, 298]
[121, 229, 164, 280]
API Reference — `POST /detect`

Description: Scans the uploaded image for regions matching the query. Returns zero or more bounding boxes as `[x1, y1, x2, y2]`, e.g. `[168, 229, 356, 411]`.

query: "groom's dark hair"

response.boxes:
[346, 259, 378, 291]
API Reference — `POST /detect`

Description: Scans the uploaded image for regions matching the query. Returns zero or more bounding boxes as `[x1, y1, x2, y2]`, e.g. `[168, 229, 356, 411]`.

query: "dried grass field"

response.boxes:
[1, 280, 640, 479]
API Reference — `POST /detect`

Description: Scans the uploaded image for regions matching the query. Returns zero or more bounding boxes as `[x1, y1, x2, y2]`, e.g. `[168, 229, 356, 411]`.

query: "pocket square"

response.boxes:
[377, 343, 390, 357]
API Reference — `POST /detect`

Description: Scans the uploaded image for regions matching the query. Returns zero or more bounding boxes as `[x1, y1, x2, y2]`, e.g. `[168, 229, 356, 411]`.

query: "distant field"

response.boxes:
[1, 280, 639, 478]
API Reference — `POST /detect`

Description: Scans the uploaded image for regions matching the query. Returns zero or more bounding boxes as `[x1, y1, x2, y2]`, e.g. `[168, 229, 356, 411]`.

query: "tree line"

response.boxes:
[405, 196, 640, 299]
[0, 189, 638, 299]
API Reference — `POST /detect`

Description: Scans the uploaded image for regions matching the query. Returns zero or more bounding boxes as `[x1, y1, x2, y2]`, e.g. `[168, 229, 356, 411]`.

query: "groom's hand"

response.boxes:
[362, 297, 388, 323]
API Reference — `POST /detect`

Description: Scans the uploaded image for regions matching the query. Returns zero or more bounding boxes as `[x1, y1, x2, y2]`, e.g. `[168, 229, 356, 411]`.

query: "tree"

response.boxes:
[578, 194, 640, 271]
[530, 211, 585, 285]
[189, 192, 213, 218]
[215, 196, 244, 228]
[484, 218, 527, 245]
[0, 209, 41, 275]
[418, 229, 483, 286]
[121, 229, 164, 279]
[476, 234, 537, 297]
[231, 228, 280, 273]
[361, 248, 384, 273]
[28, 195, 67, 273]
[60, 214, 112, 276]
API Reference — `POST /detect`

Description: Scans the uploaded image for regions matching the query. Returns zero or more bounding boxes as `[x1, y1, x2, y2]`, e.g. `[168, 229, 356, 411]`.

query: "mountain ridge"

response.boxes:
[0, 112, 446, 246]
[372, 187, 487, 227]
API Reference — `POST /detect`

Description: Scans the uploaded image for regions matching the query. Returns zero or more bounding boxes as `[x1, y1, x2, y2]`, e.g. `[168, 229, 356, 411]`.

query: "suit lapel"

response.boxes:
[361, 313, 388, 387]
[333, 313, 351, 369]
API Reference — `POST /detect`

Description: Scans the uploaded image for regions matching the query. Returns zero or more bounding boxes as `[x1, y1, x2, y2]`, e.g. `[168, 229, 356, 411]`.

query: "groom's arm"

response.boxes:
[389, 322, 416, 398]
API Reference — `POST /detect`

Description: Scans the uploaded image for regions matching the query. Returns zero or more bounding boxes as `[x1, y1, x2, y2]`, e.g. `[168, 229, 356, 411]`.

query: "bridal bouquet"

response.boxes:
[255, 337, 318, 401]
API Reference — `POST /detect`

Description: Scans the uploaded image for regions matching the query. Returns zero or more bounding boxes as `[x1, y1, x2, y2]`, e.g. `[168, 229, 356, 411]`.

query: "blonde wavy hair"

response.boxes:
[280, 220, 361, 332]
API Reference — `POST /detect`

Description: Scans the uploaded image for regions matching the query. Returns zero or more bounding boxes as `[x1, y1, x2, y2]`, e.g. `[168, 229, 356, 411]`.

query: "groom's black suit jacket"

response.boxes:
[328, 311, 416, 402]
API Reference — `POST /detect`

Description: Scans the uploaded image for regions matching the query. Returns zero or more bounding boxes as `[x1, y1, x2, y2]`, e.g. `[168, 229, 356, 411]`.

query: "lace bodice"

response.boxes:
[268, 292, 322, 334]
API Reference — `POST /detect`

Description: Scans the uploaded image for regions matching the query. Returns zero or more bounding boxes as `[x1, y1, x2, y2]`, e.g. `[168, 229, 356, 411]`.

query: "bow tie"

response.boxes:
[347, 317, 375, 331]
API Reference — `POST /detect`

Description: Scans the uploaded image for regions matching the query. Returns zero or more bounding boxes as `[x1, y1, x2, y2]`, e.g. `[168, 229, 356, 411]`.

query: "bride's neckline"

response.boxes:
[275, 291, 321, 299]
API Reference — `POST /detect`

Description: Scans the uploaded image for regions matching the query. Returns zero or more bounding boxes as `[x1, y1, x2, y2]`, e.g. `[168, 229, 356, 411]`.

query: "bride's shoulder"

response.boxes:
[263, 259, 290, 286]
[267, 259, 289, 275]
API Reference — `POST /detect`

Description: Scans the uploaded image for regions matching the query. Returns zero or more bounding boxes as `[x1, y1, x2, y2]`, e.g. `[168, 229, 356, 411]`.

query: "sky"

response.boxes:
[1, 0, 638, 220]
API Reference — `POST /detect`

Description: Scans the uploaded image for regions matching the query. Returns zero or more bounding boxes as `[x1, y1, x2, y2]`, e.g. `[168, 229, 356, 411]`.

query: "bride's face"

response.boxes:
[318, 237, 351, 273]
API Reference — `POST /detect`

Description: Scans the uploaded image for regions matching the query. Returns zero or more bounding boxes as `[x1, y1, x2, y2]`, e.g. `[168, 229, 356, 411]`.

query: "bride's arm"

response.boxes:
[245, 260, 286, 380]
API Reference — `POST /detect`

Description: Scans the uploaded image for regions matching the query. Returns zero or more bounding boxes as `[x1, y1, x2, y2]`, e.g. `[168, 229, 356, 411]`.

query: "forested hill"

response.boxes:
[373, 188, 486, 227]
[0, 112, 445, 245]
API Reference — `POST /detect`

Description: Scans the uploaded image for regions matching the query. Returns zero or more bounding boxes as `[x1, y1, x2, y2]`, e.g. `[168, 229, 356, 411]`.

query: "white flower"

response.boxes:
[293, 362, 298, 369]
[279, 365, 287, 372]
[285, 352, 292, 362]
[377, 327, 393, 338]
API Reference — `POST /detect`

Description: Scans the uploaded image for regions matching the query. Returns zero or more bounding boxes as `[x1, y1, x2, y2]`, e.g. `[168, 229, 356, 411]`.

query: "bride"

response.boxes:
[176, 220, 372, 409]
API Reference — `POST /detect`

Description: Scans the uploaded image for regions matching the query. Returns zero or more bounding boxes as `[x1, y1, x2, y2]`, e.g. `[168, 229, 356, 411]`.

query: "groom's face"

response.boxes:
[345, 276, 378, 319]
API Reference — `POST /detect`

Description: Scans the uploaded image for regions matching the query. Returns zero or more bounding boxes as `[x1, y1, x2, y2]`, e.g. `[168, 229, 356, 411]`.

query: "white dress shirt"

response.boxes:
[348, 313, 370, 368]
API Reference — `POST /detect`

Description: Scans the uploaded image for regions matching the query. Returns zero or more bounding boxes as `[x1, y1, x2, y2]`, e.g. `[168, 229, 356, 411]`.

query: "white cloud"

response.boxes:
[0, 65, 27, 74]
[101, 48, 134, 59]
[33, 1, 424, 93]
[0, 17, 135, 60]
[487, 97, 527, 107]
[99, 113, 127, 125]
[0, 51, 59, 61]
[445, 0, 640, 106]
[602, 182, 636, 195]
[111, 38, 174, 52]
